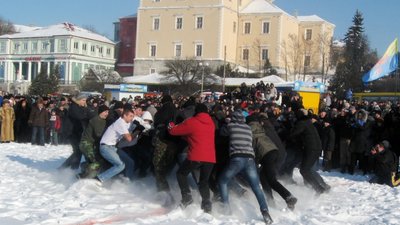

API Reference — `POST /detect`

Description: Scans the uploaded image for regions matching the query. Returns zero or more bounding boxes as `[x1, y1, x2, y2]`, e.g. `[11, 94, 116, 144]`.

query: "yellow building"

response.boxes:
[134, 0, 335, 80]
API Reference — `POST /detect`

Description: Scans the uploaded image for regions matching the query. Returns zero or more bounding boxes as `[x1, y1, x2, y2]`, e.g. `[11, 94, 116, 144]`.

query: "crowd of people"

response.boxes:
[0, 82, 399, 224]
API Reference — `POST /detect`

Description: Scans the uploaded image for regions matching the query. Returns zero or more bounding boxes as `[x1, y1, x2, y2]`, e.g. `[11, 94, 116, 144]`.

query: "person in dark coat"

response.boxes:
[14, 99, 31, 143]
[247, 114, 297, 210]
[290, 109, 330, 194]
[369, 140, 399, 187]
[348, 109, 371, 175]
[335, 109, 353, 173]
[59, 94, 89, 170]
[321, 117, 336, 172]
[28, 98, 48, 146]
[106, 101, 124, 128]
[152, 95, 179, 194]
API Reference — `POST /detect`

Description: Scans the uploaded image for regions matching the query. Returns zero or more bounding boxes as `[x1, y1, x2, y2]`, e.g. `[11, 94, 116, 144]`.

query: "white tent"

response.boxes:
[123, 73, 289, 87]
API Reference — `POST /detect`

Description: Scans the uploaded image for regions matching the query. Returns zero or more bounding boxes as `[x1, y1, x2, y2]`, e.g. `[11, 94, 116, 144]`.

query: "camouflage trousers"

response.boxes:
[152, 135, 178, 192]
[79, 140, 104, 179]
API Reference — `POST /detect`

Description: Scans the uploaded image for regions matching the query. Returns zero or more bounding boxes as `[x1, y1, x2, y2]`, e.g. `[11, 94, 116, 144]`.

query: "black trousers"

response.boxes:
[176, 160, 214, 205]
[260, 151, 292, 201]
[299, 150, 328, 193]
[60, 135, 82, 170]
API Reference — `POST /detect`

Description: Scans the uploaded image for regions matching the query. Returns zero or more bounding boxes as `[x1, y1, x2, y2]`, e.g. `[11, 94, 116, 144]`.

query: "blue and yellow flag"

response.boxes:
[362, 38, 398, 83]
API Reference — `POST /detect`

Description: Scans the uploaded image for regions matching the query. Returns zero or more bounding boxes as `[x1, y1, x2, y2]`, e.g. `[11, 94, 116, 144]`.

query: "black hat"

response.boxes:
[98, 105, 109, 115]
[161, 95, 173, 104]
[195, 103, 208, 115]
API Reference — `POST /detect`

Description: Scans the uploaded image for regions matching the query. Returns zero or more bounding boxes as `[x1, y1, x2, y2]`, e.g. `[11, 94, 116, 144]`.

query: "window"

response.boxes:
[244, 22, 251, 34]
[195, 44, 203, 57]
[306, 29, 312, 40]
[261, 49, 269, 61]
[32, 42, 38, 51]
[23, 42, 28, 50]
[150, 44, 157, 57]
[153, 17, 160, 30]
[42, 42, 48, 50]
[99, 47, 103, 54]
[74, 42, 79, 49]
[150, 68, 156, 74]
[153, 0, 160, 2]
[91, 45, 95, 52]
[304, 55, 311, 67]
[0, 42, 5, 53]
[196, 16, 203, 29]
[262, 22, 270, 34]
[106, 48, 111, 55]
[233, 22, 236, 33]
[82, 43, 87, 51]
[175, 44, 182, 57]
[60, 39, 66, 50]
[242, 49, 249, 60]
[176, 17, 183, 29]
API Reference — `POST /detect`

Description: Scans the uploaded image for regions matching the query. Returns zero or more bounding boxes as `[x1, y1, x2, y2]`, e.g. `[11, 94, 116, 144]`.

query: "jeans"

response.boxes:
[97, 145, 125, 182]
[218, 157, 268, 211]
[50, 129, 58, 145]
[176, 160, 214, 206]
[31, 126, 45, 145]
[117, 149, 135, 180]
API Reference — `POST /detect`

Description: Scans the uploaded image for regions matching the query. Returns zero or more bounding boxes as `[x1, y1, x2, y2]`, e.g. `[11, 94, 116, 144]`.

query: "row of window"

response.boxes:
[2, 40, 112, 56]
[153, 16, 204, 30]
[149, 43, 203, 57]
[243, 21, 270, 34]
[242, 48, 269, 61]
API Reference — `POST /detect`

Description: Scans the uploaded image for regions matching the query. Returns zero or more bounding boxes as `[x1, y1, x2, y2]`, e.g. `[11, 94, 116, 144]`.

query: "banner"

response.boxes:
[362, 38, 398, 83]
[120, 84, 148, 93]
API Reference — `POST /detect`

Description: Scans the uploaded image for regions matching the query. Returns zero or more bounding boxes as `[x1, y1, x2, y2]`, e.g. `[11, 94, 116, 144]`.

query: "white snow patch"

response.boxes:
[0, 143, 399, 224]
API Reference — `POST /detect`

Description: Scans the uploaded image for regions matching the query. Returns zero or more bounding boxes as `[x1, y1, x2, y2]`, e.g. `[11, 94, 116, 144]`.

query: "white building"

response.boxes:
[0, 22, 115, 93]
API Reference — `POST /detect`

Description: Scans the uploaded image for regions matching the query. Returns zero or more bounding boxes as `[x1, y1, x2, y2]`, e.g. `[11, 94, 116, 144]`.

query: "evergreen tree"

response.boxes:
[330, 10, 371, 95]
[28, 65, 60, 96]
[263, 58, 277, 76]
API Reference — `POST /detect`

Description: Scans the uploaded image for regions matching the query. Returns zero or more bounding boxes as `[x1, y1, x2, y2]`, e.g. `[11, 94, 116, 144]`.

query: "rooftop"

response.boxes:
[240, 0, 286, 14]
[0, 23, 114, 44]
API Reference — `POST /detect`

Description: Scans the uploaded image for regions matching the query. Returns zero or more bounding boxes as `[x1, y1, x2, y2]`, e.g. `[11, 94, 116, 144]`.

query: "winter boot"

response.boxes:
[201, 200, 212, 214]
[180, 195, 193, 209]
[261, 209, 273, 225]
[285, 195, 297, 211]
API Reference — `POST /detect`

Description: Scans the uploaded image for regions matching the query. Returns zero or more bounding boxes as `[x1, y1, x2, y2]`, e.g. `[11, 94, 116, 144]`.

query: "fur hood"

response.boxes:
[357, 109, 368, 122]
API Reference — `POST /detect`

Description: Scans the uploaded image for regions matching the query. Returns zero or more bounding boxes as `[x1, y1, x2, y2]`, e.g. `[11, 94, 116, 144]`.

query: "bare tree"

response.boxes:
[80, 68, 122, 92]
[161, 58, 215, 94]
[301, 36, 313, 81]
[280, 41, 290, 80]
[287, 34, 303, 81]
[0, 17, 15, 35]
[317, 32, 333, 84]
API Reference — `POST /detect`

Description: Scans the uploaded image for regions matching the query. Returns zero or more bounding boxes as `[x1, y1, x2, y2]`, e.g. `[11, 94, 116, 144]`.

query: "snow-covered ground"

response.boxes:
[0, 143, 399, 225]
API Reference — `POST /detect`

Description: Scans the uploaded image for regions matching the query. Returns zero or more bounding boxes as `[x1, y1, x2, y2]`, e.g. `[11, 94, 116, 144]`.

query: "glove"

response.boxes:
[135, 124, 145, 132]
[133, 120, 141, 127]
[168, 122, 175, 129]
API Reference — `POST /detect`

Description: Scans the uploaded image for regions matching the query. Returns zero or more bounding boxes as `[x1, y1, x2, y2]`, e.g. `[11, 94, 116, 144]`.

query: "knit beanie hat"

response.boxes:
[231, 110, 245, 123]
[98, 105, 109, 115]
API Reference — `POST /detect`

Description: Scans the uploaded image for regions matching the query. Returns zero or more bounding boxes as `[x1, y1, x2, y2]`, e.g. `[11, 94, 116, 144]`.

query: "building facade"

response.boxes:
[0, 23, 115, 93]
[134, 0, 335, 80]
[114, 15, 138, 77]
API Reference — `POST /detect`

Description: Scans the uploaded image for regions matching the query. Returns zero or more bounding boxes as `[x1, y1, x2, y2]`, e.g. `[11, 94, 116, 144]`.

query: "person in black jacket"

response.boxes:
[369, 140, 399, 187]
[152, 95, 179, 203]
[290, 109, 330, 194]
[321, 118, 335, 172]
[14, 99, 31, 143]
[335, 109, 353, 173]
[59, 94, 89, 170]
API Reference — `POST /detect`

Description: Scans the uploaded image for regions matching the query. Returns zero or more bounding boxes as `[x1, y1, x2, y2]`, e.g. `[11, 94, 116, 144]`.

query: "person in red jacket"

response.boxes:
[168, 103, 216, 213]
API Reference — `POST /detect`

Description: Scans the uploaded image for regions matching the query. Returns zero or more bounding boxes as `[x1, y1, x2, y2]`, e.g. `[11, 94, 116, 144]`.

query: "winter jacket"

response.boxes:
[290, 118, 322, 153]
[322, 125, 336, 152]
[154, 101, 178, 141]
[0, 106, 15, 141]
[28, 105, 48, 127]
[81, 115, 107, 144]
[221, 110, 255, 158]
[349, 110, 371, 154]
[68, 100, 89, 139]
[373, 148, 398, 178]
[169, 112, 216, 163]
[248, 121, 278, 163]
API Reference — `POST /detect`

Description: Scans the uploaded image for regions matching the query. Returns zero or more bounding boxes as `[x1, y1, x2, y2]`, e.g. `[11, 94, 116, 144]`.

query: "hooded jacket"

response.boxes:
[248, 121, 278, 163]
[169, 112, 216, 163]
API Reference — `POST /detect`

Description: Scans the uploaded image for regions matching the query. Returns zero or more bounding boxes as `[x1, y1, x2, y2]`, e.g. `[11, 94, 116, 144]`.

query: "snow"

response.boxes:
[123, 73, 288, 87]
[1, 143, 399, 225]
[13, 25, 42, 33]
[297, 15, 326, 23]
[240, 0, 286, 14]
[0, 23, 114, 44]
